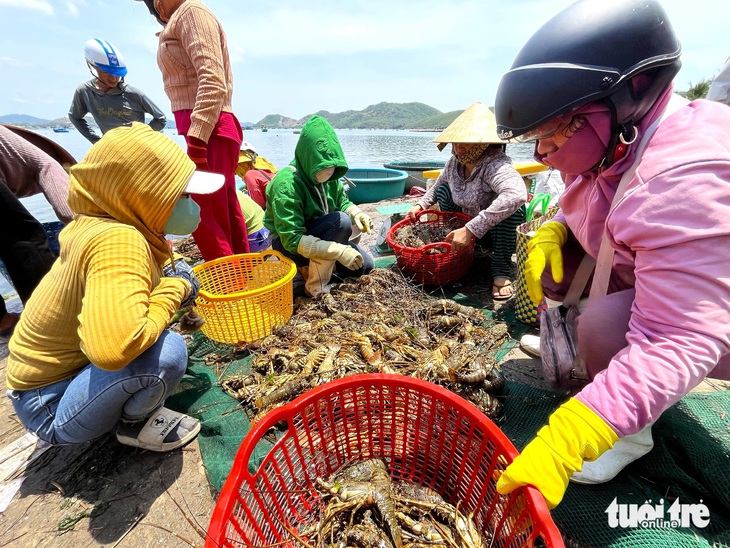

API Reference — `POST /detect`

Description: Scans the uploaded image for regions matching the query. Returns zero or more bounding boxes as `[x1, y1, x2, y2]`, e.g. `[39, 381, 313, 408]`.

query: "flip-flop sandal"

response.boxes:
[116, 407, 201, 452]
[492, 280, 514, 301]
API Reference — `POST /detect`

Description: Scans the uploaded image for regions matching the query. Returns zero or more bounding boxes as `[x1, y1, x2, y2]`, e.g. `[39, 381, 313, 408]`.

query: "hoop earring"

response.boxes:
[619, 126, 639, 145]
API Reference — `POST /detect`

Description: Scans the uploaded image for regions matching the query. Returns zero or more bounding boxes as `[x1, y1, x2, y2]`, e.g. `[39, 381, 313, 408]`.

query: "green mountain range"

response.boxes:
[1, 101, 466, 131]
[0, 113, 179, 129]
[0, 114, 67, 126]
[257, 102, 464, 130]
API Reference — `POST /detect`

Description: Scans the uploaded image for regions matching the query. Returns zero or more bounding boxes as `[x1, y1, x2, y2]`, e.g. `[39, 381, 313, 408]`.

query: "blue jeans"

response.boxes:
[273, 211, 374, 276]
[6, 330, 188, 445]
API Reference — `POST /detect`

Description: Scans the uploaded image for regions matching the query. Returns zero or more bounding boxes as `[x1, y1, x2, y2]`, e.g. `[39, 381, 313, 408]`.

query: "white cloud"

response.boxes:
[0, 56, 29, 68]
[65, 0, 84, 17]
[225, 3, 471, 58]
[2, 0, 730, 123]
[0, 0, 53, 15]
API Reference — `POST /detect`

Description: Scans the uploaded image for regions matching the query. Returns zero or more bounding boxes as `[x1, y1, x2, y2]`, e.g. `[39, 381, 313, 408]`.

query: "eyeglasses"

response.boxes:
[516, 112, 586, 143]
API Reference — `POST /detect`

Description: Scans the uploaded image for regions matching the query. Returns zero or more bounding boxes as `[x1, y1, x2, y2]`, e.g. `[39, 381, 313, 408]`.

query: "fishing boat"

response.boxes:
[52, 127, 69, 133]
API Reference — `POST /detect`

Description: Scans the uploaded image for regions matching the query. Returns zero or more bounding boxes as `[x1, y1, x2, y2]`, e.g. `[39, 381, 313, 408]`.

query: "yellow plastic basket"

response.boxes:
[192, 251, 296, 344]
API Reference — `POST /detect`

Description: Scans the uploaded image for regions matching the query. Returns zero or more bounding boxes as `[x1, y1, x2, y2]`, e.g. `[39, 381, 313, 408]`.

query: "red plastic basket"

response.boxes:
[206, 374, 564, 547]
[385, 210, 475, 285]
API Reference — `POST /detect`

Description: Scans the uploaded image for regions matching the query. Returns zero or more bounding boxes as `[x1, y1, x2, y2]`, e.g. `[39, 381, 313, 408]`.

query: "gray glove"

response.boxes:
[163, 258, 200, 308]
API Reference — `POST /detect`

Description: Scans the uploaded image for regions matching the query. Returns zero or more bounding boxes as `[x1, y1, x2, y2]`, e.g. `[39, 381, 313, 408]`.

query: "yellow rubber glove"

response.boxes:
[524, 221, 568, 303]
[496, 398, 618, 509]
[345, 205, 373, 233]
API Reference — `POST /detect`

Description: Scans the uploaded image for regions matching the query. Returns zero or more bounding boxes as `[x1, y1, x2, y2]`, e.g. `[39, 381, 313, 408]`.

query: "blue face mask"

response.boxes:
[164, 195, 201, 235]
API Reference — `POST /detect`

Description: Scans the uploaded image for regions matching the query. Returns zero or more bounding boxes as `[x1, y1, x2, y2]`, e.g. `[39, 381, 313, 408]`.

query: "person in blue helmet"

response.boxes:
[69, 39, 167, 144]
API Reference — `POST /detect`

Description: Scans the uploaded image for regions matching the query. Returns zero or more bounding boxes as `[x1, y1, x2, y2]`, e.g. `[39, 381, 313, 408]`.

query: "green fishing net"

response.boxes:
[168, 261, 730, 546]
[501, 384, 730, 547]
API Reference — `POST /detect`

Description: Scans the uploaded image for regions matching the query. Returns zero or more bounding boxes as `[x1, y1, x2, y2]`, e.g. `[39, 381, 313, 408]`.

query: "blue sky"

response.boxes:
[1, 0, 729, 124]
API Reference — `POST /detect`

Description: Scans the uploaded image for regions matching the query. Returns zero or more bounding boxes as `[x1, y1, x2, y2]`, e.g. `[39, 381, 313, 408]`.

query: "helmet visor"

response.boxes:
[96, 64, 127, 78]
[514, 112, 574, 143]
[495, 64, 620, 140]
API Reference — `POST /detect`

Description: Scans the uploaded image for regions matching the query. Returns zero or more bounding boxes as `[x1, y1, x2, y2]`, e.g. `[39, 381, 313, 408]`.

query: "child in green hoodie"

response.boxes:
[264, 116, 374, 297]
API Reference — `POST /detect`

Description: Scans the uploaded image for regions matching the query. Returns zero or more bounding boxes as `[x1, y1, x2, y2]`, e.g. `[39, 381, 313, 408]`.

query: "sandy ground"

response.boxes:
[0, 192, 726, 546]
[0, 366, 217, 547]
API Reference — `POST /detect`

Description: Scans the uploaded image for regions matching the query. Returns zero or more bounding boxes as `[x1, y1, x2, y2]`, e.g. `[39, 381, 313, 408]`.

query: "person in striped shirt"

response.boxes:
[141, 0, 249, 261]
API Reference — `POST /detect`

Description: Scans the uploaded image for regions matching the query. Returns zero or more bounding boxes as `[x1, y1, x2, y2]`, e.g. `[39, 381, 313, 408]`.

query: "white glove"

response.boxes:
[345, 205, 373, 234]
[298, 235, 364, 270]
[336, 246, 364, 270]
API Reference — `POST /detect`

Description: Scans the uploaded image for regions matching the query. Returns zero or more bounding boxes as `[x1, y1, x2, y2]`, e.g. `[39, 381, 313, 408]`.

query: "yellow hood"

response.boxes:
[68, 123, 195, 264]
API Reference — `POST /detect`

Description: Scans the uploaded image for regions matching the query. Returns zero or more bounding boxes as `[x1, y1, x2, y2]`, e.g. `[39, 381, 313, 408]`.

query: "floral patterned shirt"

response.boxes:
[417, 147, 526, 238]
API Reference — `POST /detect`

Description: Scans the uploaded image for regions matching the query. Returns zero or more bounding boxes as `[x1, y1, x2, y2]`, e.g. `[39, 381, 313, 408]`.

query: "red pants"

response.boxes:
[175, 111, 249, 261]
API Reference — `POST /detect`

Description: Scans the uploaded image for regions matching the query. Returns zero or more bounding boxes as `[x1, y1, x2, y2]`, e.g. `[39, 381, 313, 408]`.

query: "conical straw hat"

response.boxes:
[433, 102, 505, 151]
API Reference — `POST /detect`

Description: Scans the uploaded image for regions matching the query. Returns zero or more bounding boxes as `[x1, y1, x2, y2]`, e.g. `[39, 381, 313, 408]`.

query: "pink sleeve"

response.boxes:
[37, 161, 73, 223]
[0, 127, 72, 223]
[576, 163, 730, 436]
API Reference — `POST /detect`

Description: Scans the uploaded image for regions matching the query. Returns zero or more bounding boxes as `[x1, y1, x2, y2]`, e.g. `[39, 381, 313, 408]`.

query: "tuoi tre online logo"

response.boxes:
[606, 497, 710, 529]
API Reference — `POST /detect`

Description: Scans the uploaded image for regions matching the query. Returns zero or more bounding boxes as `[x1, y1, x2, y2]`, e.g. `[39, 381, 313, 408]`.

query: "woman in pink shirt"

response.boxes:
[139, 0, 249, 261]
[494, 0, 730, 509]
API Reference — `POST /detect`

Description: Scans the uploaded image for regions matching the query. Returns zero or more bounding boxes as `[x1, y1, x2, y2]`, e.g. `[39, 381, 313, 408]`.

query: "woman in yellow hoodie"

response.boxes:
[6, 123, 221, 452]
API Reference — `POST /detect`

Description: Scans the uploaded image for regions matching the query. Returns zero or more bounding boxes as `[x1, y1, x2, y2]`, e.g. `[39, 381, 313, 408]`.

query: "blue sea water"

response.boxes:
[1, 127, 535, 297]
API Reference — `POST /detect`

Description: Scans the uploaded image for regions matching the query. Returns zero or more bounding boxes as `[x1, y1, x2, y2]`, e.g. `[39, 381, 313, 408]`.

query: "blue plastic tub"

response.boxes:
[343, 167, 408, 204]
[383, 161, 446, 190]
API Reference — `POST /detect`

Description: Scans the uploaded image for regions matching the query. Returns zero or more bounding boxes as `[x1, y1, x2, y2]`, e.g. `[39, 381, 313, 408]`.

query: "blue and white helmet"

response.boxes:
[83, 38, 127, 77]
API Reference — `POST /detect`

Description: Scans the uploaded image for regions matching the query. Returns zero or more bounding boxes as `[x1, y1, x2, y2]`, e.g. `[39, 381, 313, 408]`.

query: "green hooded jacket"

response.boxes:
[264, 115, 352, 253]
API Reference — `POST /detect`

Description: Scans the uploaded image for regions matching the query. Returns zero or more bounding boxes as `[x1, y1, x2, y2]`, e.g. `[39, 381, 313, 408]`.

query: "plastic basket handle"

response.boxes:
[525, 192, 552, 222]
[259, 249, 287, 262]
[416, 210, 441, 223]
[241, 408, 295, 478]
[207, 404, 296, 544]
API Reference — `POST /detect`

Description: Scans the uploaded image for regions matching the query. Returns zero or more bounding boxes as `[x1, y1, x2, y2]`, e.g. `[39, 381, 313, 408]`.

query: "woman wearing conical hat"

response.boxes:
[406, 102, 527, 299]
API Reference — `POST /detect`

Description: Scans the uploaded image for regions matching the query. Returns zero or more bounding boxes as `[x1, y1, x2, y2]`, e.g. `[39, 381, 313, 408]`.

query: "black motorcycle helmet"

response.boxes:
[135, 0, 166, 26]
[495, 0, 681, 160]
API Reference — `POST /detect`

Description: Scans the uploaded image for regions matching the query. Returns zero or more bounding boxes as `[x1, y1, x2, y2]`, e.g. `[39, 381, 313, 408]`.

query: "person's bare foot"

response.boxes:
[0, 312, 20, 335]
